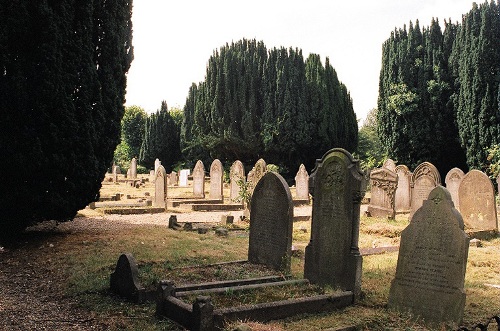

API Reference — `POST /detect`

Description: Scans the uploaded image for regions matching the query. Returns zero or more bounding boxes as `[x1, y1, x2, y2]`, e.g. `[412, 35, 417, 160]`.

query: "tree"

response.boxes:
[356, 108, 386, 170]
[139, 101, 181, 172]
[121, 105, 146, 159]
[0, 0, 133, 239]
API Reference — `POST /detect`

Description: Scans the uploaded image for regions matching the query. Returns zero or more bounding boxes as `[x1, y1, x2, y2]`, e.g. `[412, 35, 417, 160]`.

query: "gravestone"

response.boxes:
[130, 157, 138, 179]
[230, 160, 245, 203]
[383, 158, 397, 172]
[154, 158, 161, 173]
[112, 165, 119, 183]
[247, 169, 255, 188]
[249, 172, 293, 272]
[253, 159, 267, 187]
[445, 168, 464, 211]
[410, 162, 441, 219]
[304, 148, 367, 298]
[110, 253, 145, 303]
[388, 186, 469, 324]
[367, 166, 398, 219]
[295, 164, 310, 200]
[394, 165, 411, 213]
[192, 160, 205, 198]
[458, 170, 498, 231]
[153, 165, 168, 208]
[170, 171, 178, 186]
[179, 169, 189, 187]
[209, 159, 223, 200]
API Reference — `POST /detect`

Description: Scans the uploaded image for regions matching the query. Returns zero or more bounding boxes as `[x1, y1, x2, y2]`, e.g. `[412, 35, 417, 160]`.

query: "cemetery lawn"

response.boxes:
[0, 209, 499, 330]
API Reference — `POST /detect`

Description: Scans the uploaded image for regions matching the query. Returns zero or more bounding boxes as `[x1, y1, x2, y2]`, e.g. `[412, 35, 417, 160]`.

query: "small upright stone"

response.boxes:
[153, 165, 167, 208]
[130, 157, 138, 179]
[388, 186, 469, 325]
[192, 160, 205, 198]
[110, 253, 145, 303]
[294, 164, 310, 200]
[230, 160, 245, 204]
[179, 169, 189, 187]
[445, 167, 465, 211]
[209, 159, 223, 200]
[394, 165, 412, 213]
[367, 165, 398, 219]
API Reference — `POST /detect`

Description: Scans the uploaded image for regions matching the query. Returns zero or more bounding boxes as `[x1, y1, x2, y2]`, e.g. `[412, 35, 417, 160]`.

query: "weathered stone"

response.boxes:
[304, 148, 367, 298]
[410, 162, 441, 219]
[230, 160, 245, 204]
[179, 169, 189, 187]
[130, 157, 138, 179]
[192, 160, 205, 198]
[183, 222, 193, 231]
[458, 170, 498, 231]
[295, 164, 310, 200]
[252, 159, 267, 188]
[215, 227, 229, 237]
[168, 215, 181, 229]
[367, 166, 398, 219]
[170, 171, 178, 186]
[221, 215, 234, 225]
[383, 158, 397, 172]
[388, 186, 469, 325]
[209, 159, 223, 200]
[445, 168, 464, 211]
[153, 165, 168, 208]
[192, 296, 214, 331]
[249, 172, 293, 272]
[395, 165, 411, 213]
[110, 253, 145, 303]
[154, 158, 161, 173]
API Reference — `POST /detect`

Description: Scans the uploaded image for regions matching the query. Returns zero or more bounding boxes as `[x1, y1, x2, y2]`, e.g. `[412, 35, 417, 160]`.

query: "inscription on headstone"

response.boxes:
[458, 170, 498, 231]
[410, 162, 441, 219]
[388, 186, 469, 324]
[295, 164, 310, 200]
[153, 165, 167, 208]
[445, 167, 464, 211]
[304, 148, 367, 298]
[249, 172, 293, 272]
[230, 160, 245, 204]
[193, 160, 205, 198]
[209, 159, 223, 200]
[367, 166, 398, 219]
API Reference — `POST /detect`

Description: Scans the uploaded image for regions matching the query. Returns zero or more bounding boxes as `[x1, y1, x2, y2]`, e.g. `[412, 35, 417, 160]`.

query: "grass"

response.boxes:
[16, 178, 500, 330]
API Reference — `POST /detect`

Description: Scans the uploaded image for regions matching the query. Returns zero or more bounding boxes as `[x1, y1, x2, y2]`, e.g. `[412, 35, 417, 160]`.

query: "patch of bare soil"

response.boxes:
[0, 232, 106, 330]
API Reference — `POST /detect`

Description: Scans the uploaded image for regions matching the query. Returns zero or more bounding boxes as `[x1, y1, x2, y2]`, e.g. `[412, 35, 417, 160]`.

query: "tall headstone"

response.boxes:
[304, 148, 367, 298]
[395, 165, 411, 213]
[458, 170, 498, 231]
[410, 162, 441, 219]
[253, 158, 267, 186]
[388, 186, 469, 325]
[209, 159, 223, 200]
[295, 164, 310, 200]
[179, 169, 189, 187]
[130, 157, 138, 179]
[230, 160, 245, 203]
[153, 165, 168, 208]
[154, 158, 161, 173]
[192, 160, 205, 198]
[249, 172, 293, 272]
[169, 171, 178, 186]
[367, 166, 398, 219]
[445, 168, 465, 211]
[112, 165, 119, 183]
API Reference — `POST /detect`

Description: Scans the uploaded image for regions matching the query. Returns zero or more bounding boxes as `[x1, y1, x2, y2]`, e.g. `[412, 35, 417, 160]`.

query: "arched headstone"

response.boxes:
[410, 162, 441, 219]
[110, 253, 145, 303]
[445, 167, 465, 211]
[193, 160, 205, 198]
[130, 157, 137, 179]
[230, 160, 245, 203]
[209, 159, 223, 200]
[294, 164, 310, 200]
[395, 165, 411, 213]
[153, 165, 167, 208]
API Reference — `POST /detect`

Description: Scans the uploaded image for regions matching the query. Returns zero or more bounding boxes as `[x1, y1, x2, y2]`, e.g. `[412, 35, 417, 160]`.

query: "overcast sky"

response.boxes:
[125, 0, 476, 123]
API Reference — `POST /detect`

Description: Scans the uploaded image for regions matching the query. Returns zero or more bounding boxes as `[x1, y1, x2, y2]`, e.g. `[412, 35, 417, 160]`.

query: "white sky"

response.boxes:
[125, 0, 476, 123]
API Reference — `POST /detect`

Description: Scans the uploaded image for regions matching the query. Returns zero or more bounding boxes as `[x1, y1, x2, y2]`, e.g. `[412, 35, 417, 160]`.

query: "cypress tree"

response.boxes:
[0, 0, 133, 238]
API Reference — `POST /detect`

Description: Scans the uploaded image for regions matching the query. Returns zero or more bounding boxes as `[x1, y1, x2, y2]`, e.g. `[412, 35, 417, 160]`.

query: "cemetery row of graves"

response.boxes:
[100, 148, 499, 330]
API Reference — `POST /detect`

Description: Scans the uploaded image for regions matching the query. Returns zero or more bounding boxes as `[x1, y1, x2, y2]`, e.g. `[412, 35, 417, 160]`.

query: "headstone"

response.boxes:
[130, 157, 138, 179]
[295, 164, 310, 200]
[110, 253, 145, 303]
[410, 162, 441, 219]
[383, 158, 397, 172]
[367, 166, 398, 219]
[230, 160, 245, 203]
[153, 165, 167, 208]
[112, 165, 119, 183]
[192, 160, 205, 198]
[154, 158, 161, 173]
[388, 186, 469, 324]
[247, 169, 255, 188]
[445, 168, 465, 211]
[458, 170, 498, 231]
[249, 172, 293, 272]
[394, 165, 412, 213]
[179, 169, 189, 187]
[170, 171, 178, 186]
[304, 148, 367, 297]
[209, 159, 223, 200]
[253, 158, 267, 186]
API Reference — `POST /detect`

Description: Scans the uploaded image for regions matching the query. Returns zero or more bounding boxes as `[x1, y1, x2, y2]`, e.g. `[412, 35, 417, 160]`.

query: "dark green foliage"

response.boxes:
[0, 0, 133, 238]
[121, 105, 147, 159]
[181, 39, 357, 178]
[139, 101, 181, 172]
